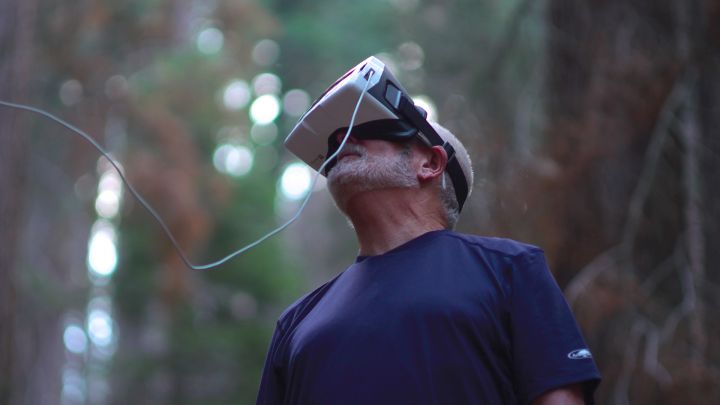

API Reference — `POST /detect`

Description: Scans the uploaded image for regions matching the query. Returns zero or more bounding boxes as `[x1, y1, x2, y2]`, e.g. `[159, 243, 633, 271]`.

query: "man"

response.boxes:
[257, 122, 601, 404]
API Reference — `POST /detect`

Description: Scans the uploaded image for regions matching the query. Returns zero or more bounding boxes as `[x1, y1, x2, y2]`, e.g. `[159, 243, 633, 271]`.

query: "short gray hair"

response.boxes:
[430, 122, 474, 229]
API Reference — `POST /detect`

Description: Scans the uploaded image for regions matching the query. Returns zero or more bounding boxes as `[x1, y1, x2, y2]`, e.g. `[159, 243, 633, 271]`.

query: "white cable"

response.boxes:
[0, 71, 373, 270]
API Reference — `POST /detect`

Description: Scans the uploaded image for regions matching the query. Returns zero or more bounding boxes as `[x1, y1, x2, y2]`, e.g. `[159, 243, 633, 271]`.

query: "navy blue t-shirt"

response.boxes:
[257, 230, 600, 404]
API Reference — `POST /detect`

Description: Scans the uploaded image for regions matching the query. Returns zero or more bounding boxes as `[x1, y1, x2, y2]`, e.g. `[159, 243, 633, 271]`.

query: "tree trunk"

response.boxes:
[545, 0, 720, 403]
[0, 0, 35, 402]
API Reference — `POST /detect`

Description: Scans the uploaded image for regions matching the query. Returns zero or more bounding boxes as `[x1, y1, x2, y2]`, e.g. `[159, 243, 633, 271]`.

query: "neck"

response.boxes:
[342, 188, 447, 256]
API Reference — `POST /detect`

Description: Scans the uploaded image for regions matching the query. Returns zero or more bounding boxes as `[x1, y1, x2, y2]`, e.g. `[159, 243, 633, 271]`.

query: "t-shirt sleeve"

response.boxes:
[256, 321, 286, 405]
[509, 251, 601, 404]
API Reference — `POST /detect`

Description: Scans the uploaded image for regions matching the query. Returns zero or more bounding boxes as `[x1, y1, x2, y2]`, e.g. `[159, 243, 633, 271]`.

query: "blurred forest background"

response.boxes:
[1, 0, 718, 404]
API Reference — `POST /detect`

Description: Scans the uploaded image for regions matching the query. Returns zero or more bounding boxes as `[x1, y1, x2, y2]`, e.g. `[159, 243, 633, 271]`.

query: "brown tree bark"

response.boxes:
[0, 0, 35, 403]
[543, 0, 720, 403]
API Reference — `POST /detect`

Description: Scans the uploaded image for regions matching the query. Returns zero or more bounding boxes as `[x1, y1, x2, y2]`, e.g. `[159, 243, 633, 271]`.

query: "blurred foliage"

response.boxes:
[2, 0, 719, 404]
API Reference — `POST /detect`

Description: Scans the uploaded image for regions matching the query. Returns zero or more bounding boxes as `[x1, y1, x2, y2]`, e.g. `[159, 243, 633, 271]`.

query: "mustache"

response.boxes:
[326, 143, 364, 175]
[337, 143, 365, 156]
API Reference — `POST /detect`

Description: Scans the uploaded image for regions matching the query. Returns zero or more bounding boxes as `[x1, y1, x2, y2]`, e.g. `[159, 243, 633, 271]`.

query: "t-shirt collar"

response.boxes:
[355, 229, 449, 263]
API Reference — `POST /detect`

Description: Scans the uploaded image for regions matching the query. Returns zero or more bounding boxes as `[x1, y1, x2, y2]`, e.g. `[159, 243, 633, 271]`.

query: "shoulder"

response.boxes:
[438, 230, 544, 260]
[432, 231, 550, 298]
[276, 272, 343, 332]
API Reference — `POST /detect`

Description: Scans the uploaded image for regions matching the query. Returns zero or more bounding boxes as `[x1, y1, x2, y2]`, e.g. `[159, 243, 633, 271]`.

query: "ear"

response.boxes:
[417, 145, 448, 183]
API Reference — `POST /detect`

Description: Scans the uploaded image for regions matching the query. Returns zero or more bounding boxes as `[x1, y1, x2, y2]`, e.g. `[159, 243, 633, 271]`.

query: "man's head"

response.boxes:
[327, 122, 473, 229]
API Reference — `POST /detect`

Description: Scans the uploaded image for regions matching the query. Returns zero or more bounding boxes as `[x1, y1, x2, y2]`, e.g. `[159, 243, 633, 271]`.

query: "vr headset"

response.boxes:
[284, 56, 469, 211]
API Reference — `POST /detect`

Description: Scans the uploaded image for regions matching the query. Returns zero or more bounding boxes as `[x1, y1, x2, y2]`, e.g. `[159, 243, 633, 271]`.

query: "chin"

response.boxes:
[327, 155, 418, 210]
[327, 158, 366, 187]
[327, 174, 362, 212]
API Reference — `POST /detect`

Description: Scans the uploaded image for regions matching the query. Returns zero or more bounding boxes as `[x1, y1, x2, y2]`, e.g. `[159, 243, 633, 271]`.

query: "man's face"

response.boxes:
[327, 133, 418, 207]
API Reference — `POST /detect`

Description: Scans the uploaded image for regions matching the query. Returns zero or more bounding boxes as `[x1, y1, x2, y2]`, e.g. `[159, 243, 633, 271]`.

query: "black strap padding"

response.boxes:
[396, 95, 469, 211]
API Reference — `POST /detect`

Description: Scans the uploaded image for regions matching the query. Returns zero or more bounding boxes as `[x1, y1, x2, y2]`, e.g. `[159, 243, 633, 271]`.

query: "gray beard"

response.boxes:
[327, 149, 418, 211]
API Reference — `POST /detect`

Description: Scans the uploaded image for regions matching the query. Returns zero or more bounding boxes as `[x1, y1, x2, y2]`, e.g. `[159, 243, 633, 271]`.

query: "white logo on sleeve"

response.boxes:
[567, 348, 593, 360]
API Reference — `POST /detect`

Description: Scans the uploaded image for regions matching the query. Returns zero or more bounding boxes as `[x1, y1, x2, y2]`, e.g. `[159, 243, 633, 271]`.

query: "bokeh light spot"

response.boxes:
[87, 221, 118, 277]
[412, 95, 438, 122]
[223, 80, 250, 110]
[213, 144, 254, 177]
[250, 94, 281, 124]
[398, 42, 425, 70]
[252, 73, 282, 95]
[59, 80, 83, 106]
[251, 39, 280, 66]
[104, 75, 128, 100]
[95, 190, 120, 219]
[197, 27, 224, 54]
[280, 163, 312, 200]
[62, 367, 86, 404]
[63, 324, 87, 354]
[95, 170, 122, 219]
[283, 89, 311, 117]
[87, 309, 114, 347]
